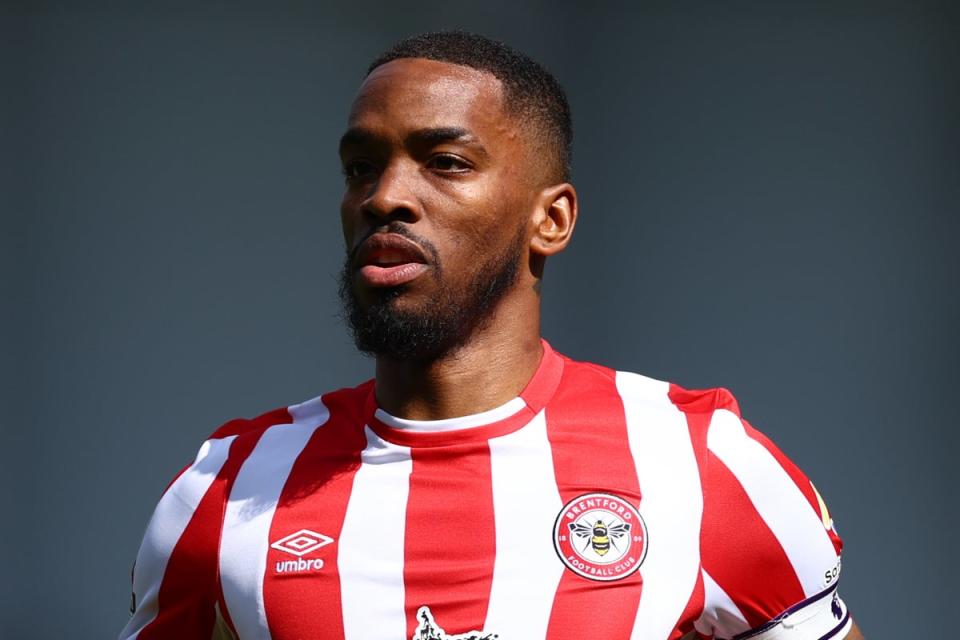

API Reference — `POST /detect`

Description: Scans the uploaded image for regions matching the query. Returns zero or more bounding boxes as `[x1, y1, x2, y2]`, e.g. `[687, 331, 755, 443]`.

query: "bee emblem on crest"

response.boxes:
[568, 519, 631, 557]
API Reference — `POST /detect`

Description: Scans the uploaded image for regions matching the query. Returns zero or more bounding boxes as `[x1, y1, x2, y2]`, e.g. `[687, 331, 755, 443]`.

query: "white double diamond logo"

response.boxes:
[270, 529, 334, 557]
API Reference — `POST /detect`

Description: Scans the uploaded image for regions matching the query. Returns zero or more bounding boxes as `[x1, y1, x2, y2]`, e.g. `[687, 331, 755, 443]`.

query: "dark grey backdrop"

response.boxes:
[3, 2, 957, 637]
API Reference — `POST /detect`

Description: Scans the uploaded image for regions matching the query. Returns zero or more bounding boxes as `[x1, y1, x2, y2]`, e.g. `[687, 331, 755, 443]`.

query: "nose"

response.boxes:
[360, 161, 420, 223]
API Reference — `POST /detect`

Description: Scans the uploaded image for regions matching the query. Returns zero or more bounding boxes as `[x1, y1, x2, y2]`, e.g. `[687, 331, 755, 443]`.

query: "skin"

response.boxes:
[339, 56, 864, 640]
[339, 57, 576, 420]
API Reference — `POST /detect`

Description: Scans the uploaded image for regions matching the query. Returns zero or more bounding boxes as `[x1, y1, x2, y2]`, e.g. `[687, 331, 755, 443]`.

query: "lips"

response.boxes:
[354, 233, 430, 287]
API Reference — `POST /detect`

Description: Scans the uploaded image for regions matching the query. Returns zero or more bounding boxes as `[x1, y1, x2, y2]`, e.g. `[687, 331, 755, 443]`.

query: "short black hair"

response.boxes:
[368, 31, 573, 183]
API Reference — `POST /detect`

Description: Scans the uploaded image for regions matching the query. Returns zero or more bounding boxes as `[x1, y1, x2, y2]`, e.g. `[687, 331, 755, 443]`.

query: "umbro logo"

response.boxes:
[271, 529, 334, 574]
[271, 529, 334, 557]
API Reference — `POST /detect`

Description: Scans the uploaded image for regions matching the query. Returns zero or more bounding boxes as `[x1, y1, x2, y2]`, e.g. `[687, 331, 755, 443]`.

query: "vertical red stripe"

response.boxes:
[138, 413, 281, 640]
[260, 389, 368, 640]
[668, 386, 714, 635]
[667, 384, 740, 418]
[671, 567, 706, 639]
[545, 362, 643, 640]
[699, 451, 806, 627]
[403, 442, 496, 637]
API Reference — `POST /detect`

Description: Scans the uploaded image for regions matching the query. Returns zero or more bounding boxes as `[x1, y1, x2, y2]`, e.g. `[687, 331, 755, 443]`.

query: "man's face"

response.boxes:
[338, 58, 536, 360]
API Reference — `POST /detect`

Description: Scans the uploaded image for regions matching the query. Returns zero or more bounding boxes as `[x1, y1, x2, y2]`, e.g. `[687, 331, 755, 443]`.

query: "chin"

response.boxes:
[354, 283, 413, 309]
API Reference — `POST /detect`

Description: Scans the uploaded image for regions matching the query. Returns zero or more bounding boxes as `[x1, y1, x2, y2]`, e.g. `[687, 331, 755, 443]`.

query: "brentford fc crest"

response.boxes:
[553, 492, 648, 581]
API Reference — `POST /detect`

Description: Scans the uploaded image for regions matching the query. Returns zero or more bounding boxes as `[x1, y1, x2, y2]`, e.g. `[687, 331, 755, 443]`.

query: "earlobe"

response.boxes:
[530, 183, 578, 257]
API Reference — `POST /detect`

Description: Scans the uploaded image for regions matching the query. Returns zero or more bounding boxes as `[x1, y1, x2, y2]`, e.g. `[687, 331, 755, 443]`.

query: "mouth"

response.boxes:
[353, 233, 431, 288]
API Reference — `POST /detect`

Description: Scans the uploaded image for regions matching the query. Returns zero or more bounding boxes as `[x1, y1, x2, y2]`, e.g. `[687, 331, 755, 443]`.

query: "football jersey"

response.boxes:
[121, 341, 851, 640]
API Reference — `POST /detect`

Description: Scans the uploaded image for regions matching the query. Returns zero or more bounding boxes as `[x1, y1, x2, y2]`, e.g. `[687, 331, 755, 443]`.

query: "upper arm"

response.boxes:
[119, 408, 290, 639]
[119, 436, 236, 639]
[694, 409, 853, 639]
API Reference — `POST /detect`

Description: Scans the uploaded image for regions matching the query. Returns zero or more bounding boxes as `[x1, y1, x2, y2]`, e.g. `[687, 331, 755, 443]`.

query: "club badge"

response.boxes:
[553, 492, 648, 581]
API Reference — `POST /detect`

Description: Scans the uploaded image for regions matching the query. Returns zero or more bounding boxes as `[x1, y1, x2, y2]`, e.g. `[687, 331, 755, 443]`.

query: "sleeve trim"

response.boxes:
[731, 580, 849, 640]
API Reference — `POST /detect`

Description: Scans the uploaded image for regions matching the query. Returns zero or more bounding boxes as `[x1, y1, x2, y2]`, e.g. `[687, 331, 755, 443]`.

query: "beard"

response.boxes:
[339, 223, 527, 362]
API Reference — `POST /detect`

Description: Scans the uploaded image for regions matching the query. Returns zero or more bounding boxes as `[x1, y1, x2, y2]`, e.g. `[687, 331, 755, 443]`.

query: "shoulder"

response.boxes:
[161, 377, 375, 502]
[201, 379, 374, 444]
[149, 379, 374, 530]
[558, 352, 740, 422]
[664, 381, 741, 417]
[155, 380, 374, 495]
[564, 361, 843, 549]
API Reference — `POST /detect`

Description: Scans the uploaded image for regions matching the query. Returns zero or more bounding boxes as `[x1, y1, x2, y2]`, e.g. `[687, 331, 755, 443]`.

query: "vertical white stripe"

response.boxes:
[706, 409, 838, 596]
[616, 372, 704, 639]
[338, 426, 413, 639]
[219, 399, 329, 640]
[696, 569, 750, 638]
[120, 436, 236, 639]
[484, 411, 565, 637]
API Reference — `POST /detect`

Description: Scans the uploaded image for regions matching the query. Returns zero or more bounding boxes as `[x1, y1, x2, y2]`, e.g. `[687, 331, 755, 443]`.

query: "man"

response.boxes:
[121, 31, 863, 640]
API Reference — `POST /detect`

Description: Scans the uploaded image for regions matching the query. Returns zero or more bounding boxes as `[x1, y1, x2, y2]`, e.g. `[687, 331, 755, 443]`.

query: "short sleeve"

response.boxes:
[694, 409, 851, 640]
[119, 436, 235, 639]
[120, 408, 291, 639]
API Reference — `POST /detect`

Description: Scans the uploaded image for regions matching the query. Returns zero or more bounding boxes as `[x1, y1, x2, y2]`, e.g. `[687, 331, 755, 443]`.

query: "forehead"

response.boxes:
[347, 58, 513, 140]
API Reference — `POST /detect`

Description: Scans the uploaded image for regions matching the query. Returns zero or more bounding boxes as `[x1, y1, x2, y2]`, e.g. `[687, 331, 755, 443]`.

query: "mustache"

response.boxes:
[348, 222, 441, 267]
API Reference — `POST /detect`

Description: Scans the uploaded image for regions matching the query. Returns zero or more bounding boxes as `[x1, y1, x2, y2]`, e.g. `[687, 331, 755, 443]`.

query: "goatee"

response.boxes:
[339, 224, 526, 362]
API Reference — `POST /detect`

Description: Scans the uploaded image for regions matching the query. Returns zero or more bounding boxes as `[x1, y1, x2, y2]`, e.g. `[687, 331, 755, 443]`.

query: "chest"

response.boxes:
[218, 419, 703, 639]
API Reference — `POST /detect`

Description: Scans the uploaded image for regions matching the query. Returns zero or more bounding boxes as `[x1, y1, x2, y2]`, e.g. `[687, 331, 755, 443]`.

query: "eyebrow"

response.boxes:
[338, 126, 489, 158]
[338, 128, 376, 154]
[407, 127, 473, 146]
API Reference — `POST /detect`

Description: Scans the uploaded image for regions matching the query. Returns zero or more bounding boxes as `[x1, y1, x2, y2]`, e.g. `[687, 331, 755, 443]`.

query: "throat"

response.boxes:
[374, 334, 543, 421]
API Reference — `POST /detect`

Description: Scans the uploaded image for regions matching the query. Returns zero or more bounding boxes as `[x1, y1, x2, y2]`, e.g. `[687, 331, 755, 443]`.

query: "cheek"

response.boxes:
[436, 209, 525, 278]
[340, 193, 364, 249]
[432, 211, 498, 264]
[431, 177, 521, 242]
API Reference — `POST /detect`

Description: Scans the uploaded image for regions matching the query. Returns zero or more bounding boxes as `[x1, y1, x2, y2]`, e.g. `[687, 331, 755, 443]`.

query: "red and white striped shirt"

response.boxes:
[122, 341, 850, 640]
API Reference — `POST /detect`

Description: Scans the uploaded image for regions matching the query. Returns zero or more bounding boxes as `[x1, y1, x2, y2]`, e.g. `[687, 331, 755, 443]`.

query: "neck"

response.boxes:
[373, 300, 543, 421]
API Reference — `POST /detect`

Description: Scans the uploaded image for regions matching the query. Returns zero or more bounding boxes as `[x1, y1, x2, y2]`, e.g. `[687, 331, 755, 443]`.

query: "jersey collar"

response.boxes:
[364, 339, 565, 448]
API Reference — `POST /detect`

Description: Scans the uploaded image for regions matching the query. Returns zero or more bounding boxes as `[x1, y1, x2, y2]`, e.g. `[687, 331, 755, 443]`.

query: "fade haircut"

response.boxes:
[368, 31, 573, 183]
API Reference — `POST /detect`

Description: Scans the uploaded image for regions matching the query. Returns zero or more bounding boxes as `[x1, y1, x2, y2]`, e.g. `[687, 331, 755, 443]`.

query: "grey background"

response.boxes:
[3, 1, 957, 637]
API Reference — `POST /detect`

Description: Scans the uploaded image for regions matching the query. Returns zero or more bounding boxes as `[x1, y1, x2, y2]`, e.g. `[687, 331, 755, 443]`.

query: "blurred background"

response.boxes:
[2, 1, 957, 637]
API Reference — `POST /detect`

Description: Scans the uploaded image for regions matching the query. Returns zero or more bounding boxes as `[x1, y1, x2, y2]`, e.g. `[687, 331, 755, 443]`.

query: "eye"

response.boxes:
[342, 159, 377, 182]
[427, 154, 471, 173]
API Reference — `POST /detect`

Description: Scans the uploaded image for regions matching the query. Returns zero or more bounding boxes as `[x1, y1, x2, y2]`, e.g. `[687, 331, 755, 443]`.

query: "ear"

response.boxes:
[530, 182, 578, 258]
